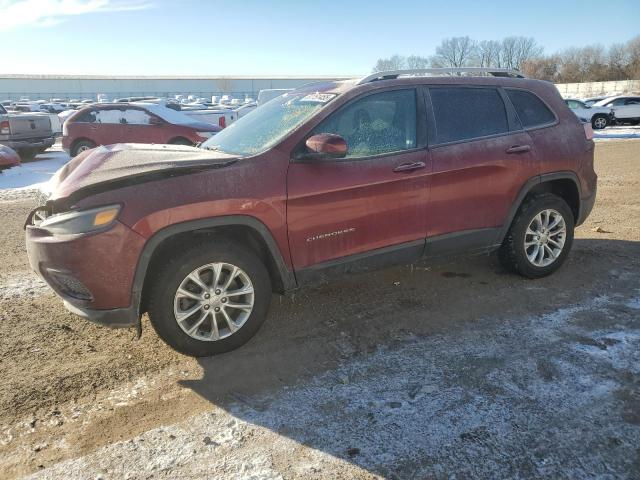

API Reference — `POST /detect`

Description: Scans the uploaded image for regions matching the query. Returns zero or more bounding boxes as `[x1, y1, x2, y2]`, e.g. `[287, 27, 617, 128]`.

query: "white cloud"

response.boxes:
[0, 0, 152, 31]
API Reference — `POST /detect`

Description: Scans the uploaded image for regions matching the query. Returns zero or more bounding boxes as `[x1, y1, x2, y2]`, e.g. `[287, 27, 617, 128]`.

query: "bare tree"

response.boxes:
[372, 55, 407, 72]
[521, 55, 560, 81]
[477, 40, 502, 68]
[406, 55, 430, 69]
[607, 43, 628, 80]
[371, 34, 640, 82]
[626, 35, 640, 79]
[500, 37, 543, 70]
[434, 36, 477, 68]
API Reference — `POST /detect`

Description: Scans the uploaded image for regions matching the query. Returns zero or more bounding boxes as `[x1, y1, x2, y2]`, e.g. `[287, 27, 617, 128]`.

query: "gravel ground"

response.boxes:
[0, 140, 639, 479]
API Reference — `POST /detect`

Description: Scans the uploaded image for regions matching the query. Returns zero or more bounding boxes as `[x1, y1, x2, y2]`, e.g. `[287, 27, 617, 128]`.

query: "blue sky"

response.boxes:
[1, 0, 639, 76]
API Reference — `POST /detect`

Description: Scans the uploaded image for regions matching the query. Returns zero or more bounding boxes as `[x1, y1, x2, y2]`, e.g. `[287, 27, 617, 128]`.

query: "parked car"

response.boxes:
[593, 95, 640, 125]
[62, 103, 222, 156]
[26, 69, 597, 357]
[0, 104, 55, 159]
[0, 144, 21, 170]
[564, 99, 613, 129]
[181, 107, 237, 128]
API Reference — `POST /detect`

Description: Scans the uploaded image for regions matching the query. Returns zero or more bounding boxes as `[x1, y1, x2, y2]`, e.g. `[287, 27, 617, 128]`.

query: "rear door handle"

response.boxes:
[506, 145, 531, 154]
[393, 161, 426, 173]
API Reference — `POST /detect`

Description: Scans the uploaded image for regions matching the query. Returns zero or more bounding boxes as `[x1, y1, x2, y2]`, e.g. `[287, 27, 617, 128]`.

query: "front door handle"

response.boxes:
[393, 161, 426, 173]
[506, 145, 531, 154]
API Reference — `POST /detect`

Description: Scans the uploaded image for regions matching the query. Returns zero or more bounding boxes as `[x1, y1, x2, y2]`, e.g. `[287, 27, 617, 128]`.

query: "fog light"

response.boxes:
[47, 269, 93, 301]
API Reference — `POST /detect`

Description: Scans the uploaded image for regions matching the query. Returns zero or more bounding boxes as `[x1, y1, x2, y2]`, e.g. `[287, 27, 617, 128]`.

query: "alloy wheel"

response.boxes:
[173, 262, 254, 341]
[593, 117, 607, 129]
[524, 209, 567, 267]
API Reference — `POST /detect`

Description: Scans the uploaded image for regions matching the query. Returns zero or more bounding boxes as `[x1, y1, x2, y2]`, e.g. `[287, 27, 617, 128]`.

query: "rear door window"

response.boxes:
[74, 109, 98, 123]
[122, 109, 153, 125]
[506, 89, 556, 128]
[95, 109, 126, 124]
[566, 100, 584, 110]
[311, 89, 417, 158]
[429, 87, 509, 144]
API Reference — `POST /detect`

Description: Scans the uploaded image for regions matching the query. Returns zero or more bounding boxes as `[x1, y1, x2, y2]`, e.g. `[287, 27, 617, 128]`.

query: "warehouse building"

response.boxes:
[0, 74, 349, 101]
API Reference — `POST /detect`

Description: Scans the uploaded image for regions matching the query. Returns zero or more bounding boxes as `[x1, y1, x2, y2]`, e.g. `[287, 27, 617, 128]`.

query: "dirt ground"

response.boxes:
[0, 141, 639, 479]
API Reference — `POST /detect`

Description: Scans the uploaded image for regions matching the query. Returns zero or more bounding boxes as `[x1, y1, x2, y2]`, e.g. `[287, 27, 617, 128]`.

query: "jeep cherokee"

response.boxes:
[25, 68, 597, 357]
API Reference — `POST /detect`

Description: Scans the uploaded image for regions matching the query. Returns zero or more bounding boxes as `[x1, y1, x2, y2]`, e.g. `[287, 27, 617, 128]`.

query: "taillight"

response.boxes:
[583, 122, 594, 140]
[0, 120, 9, 135]
[218, 116, 226, 128]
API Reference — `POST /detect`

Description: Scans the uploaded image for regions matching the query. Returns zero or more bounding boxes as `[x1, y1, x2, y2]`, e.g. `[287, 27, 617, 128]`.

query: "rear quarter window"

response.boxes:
[429, 87, 509, 144]
[506, 89, 556, 128]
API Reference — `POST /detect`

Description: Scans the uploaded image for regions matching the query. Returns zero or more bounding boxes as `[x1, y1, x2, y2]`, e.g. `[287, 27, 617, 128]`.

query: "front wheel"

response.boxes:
[591, 114, 608, 130]
[147, 240, 272, 357]
[499, 194, 575, 278]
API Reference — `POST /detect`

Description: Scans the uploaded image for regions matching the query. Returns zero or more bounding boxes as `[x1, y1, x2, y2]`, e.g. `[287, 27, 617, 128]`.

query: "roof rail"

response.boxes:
[358, 68, 526, 85]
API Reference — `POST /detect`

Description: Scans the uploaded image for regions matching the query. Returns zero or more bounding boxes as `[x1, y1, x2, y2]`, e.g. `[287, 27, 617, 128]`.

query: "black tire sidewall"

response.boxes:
[72, 140, 96, 157]
[147, 241, 272, 357]
[509, 195, 575, 278]
[591, 114, 608, 130]
[169, 138, 193, 146]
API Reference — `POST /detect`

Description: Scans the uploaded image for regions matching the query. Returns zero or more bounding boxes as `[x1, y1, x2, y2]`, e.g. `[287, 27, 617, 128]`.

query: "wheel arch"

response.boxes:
[167, 136, 193, 145]
[134, 216, 297, 315]
[499, 172, 582, 243]
[70, 137, 96, 156]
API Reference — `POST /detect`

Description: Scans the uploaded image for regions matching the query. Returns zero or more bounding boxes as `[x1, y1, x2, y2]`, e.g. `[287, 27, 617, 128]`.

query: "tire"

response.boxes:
[168, 137, 193, 146]
[591, 114, 608, 130]
[17, 148, 37, 161]
[71, 139, 96, 157]
[147, 239, 272, 357]
[499, 193, 575, 279]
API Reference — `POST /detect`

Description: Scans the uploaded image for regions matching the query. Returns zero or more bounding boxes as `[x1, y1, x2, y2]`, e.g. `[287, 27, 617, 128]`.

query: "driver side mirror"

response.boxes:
[298, 133, 347, 161]
[149, 116, 163, 126]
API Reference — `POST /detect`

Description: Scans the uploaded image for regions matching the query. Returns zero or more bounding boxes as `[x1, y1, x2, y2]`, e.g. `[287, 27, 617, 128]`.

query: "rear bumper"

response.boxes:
[2, 136, 55, 151]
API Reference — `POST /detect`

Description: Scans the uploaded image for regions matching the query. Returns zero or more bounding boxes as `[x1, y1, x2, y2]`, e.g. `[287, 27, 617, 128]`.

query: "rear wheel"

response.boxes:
[591, 114, 608, 130]
[71, 139, 96, 157]
[147, 240, 272, 357]
[499, 194, 574, 278]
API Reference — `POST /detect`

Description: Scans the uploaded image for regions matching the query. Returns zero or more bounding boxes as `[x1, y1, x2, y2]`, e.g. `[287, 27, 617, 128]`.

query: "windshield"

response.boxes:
[200, 91, 337, 156]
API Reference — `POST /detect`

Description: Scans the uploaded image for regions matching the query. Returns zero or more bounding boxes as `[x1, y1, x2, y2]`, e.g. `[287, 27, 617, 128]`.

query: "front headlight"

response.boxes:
[40, 204, 121, 234]
[196, 131, 215, 139]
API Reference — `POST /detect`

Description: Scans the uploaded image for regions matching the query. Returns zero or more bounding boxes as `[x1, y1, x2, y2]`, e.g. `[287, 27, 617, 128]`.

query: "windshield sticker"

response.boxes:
[299, 93, 336, 103]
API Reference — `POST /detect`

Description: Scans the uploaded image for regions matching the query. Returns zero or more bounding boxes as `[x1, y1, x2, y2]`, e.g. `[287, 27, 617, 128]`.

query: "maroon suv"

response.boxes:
[62, 103, 221, 157]
[26, 69, 597, 357]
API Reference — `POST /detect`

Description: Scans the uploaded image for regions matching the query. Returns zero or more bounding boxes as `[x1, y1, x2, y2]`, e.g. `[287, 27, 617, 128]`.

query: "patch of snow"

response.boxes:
[594, 126, 640, 140]
[28, 294, 640, 479]
[0, 271, 50, 300]
[626, 297, 640, 310]
[0, 148, 69, 194]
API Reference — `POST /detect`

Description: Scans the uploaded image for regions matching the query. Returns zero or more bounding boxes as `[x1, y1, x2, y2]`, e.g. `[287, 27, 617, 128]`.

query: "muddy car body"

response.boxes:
[26, 69, 597, 356]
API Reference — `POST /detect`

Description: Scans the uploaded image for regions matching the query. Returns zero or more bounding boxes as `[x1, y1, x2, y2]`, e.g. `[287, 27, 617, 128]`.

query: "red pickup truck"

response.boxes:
[26, 69, 597, 357]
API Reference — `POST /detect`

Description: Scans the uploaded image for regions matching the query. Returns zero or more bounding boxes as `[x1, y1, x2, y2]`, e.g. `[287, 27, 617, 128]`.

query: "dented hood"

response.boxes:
[47, 143, 238, 204]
